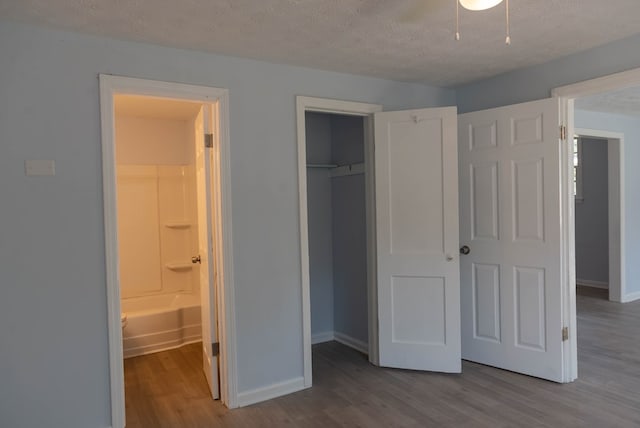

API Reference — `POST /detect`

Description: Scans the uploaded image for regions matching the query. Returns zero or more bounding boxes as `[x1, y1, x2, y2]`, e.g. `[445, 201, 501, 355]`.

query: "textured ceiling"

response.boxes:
[576, 86, 640, 118]
[2, 0, 640, 86]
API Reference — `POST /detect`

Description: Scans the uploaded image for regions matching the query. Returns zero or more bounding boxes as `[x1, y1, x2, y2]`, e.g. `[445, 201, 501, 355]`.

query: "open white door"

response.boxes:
[194, 105, 220, 399]
[374, 107, 461, 372]
[458, 98, 564, 382]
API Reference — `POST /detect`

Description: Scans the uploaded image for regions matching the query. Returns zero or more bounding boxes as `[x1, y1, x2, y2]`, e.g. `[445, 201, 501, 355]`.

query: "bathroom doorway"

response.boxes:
[100, 76, 236, 427]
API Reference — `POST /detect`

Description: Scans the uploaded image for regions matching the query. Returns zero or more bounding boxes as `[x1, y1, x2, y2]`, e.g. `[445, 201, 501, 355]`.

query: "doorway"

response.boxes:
[298, 97, 462, 385]
[573, 131, 623, 303]
[100, 75, 237, 427]
[296, 96, 382, 386]
[305, 111, 369, 354]
[553, 67, 640, 381]
[114, 94, 221, 418]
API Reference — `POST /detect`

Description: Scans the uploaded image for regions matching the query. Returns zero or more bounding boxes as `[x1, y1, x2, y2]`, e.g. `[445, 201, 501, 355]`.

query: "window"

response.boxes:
[573, 136, 583, 203]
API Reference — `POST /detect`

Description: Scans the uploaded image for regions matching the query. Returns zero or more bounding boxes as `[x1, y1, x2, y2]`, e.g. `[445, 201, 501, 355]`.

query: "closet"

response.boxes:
[305, 112, 369, 353]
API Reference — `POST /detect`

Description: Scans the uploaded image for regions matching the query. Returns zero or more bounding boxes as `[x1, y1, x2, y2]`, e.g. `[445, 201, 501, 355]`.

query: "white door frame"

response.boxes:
[296, 96, 382, 387]
[553, 66, 640, 382]
[99, 75, 238, 428]
[573, 129, 625, 303]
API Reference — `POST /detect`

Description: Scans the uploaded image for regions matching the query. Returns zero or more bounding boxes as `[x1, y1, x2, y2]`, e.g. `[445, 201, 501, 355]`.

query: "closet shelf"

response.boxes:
[165, 222, 191, 229]
[306, 162, 365, 177]
[307, 163, 338, 169]
[330, 163, 365, 178]
[166, 263, 194, 272]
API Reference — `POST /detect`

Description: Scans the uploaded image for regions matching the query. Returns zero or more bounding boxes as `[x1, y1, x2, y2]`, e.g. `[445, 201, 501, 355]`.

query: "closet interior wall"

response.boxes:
[306, 112, 368, 349]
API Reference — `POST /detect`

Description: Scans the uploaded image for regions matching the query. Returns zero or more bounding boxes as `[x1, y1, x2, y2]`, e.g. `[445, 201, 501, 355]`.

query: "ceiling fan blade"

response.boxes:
[399, 0, 449, 23]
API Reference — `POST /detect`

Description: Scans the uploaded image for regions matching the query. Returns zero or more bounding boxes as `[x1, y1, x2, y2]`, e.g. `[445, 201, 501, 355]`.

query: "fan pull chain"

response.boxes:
[505, 0, 511, 45]
[455, 0, 460, 41]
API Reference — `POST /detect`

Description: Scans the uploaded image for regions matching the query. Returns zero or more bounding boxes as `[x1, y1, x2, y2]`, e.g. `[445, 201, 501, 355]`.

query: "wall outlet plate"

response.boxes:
[25, 160, 56, 176]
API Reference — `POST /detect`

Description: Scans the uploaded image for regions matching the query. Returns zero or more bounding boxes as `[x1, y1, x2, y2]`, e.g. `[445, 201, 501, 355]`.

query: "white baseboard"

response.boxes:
[311, 331, 334, 344]
[236, 377, 306, 407]
[576, 279, 609, 289]
[334, 331, 369, 355]
[622, 291, 640, 303]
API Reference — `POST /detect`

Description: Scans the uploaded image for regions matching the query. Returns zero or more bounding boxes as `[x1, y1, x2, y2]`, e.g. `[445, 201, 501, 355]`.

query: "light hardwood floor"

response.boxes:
[124, 287, 640, 427]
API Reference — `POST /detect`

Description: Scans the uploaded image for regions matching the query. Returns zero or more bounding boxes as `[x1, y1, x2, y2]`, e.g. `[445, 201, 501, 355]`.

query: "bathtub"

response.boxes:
[121, 293, 201, 358]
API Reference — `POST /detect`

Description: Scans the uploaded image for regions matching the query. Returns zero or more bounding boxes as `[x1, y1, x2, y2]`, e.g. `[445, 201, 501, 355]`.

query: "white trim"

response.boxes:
[334, 332, 369, 355]
[574, 128, 625, 304]
[296, 96, 383, 389]
[363, 111, 380, 367]
[215, 89, 239, 409]
[99, 76, 125, 428]
[236, 377, 305, 407]
[311, 331, 335, 344]
[553, 67, 640, 384]
[99, 75, 238, 427]
[557, 97, 577, 384]
[576, 279, 609, 289]
[621, 291, 640, 303]
[552, 68, 640, 99]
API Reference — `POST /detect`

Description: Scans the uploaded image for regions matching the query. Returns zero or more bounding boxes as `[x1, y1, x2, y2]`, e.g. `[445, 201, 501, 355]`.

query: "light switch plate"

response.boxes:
[25, 160, 56, 176]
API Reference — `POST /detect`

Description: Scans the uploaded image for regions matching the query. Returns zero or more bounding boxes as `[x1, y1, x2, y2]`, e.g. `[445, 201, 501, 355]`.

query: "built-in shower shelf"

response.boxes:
[165, 222, 191, 229]
[166, 263, 193, 272]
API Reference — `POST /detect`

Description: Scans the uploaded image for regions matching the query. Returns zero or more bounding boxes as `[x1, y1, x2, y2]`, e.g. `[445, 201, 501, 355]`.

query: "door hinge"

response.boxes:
[211, 342, 220, 356]
[560, 125, 567, 141]
[562, 327, 569, 342]
[205, 133, 214, 148]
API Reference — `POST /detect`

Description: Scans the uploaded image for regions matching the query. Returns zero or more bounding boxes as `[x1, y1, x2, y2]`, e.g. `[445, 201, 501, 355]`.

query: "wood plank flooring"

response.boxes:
[125, 287, 640, 427]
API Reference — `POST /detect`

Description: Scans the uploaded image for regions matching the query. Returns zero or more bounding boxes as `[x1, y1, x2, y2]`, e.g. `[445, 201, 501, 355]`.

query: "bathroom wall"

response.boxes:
[115, 113, 200, 300]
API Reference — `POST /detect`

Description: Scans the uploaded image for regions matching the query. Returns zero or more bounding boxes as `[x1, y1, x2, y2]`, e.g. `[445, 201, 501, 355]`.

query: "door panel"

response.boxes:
[459, 98, 564, 382]
[471, 162, 499, 240]
[375, 107, 461, 372]
[473, 263, 501, 342]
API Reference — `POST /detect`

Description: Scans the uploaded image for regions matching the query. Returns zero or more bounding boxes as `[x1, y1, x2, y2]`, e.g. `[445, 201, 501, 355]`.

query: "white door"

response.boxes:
[194, 105, 220, 398]
[458, 98, 564, 382]
[375, 107, 461, 372]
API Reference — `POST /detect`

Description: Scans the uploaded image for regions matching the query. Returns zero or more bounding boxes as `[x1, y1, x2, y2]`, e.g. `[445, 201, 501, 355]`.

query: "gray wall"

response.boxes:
[306, 113, 369, 345]
[306, 113, 334, 336]
[456, 33, 640, 114]
[575, 138, 609, 285]
[331, 116, 368, 344]
[574, 109, 640, 296]
[0, 21, 455, 428]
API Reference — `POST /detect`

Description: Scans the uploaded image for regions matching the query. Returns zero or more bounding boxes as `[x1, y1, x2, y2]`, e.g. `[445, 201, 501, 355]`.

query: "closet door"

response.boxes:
[374, 107, 461, 372]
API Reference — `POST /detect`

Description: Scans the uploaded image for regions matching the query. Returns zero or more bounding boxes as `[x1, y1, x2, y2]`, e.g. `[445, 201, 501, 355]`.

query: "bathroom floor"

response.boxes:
[124, 342, 225, 427]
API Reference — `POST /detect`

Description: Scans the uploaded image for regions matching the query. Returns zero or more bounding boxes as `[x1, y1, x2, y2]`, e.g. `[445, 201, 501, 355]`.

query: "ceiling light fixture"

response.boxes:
[459, 0, 503, 11]
[455, 0, 511, 45]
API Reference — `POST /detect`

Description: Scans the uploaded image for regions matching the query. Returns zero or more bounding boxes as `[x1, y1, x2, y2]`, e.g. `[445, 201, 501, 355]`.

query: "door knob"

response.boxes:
[191, 255, 201, 264]
[460, 245, 471, 255]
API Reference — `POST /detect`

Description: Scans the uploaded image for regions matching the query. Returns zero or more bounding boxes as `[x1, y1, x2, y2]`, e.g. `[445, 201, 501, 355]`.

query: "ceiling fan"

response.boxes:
[397, 0, 512, 45]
